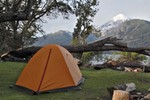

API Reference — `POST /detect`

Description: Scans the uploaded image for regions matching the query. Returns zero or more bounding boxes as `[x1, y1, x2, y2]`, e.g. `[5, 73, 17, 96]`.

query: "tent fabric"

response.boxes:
[15, 44, 83, 94]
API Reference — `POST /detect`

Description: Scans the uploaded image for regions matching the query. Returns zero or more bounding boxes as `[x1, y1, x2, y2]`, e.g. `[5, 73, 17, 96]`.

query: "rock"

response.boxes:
[115, 84, 127, 90]
[129, 92, 145, 100]
[125, 83, 136, 92]
[107, 83, 136, 98]
[107, 84, 126, 97]
[144, 93, 150, 99]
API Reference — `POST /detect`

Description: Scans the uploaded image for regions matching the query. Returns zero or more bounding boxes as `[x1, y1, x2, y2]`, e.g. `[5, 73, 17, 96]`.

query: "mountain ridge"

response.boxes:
[99, 14, 130, 36]
[32, 30, 98, 46]
[32, 14, 150, 48]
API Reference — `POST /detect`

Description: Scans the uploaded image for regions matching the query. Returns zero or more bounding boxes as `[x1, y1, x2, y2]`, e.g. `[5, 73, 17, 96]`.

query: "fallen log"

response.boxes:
[1, 36, 150, 59]
[2, 45, 150, 59]
[93, 61, 150, 71]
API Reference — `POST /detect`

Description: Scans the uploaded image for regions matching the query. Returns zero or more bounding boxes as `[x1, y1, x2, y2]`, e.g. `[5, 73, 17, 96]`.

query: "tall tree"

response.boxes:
[0, 0, 73, 53]
[72, 0, 99, 45]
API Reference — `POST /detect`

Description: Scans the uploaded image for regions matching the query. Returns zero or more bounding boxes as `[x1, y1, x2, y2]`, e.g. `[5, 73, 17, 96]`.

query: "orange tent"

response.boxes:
[15, 44, 83, 94]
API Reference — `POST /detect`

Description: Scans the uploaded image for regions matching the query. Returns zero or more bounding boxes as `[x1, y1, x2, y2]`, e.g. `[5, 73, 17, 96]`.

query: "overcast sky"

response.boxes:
[42, 0, 150, 34]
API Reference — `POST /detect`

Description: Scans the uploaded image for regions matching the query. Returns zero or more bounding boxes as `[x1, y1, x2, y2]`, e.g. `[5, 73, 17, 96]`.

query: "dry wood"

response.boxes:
[112, 90, 129, 100]
[93, 61, 150, 71]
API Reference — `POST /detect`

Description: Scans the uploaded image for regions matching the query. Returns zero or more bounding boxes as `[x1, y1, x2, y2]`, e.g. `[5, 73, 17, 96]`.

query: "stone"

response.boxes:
[125, 83, 136, 92]
[144, 93, 150, 99]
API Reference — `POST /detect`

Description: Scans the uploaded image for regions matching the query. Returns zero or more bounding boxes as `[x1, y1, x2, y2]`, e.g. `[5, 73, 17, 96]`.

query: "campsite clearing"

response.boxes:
[0, 62, 150, 100]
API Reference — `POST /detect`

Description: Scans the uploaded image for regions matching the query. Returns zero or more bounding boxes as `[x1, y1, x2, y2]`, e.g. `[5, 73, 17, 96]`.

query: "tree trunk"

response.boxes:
[1, 36, 150, 59]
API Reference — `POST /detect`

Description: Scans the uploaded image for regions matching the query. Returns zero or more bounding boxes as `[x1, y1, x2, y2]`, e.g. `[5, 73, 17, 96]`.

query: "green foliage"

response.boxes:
[0, 0, 100, 53]
[81, 51, 104, 63]
[115, 52, 147, 63]
[0, 0, 74, 53]
[0, 62, 150, 100]
[71, 37, 78, 45]
[72, 0, 99, 45]
[92, 52, 104, 61]
[81, 52, 94, 63]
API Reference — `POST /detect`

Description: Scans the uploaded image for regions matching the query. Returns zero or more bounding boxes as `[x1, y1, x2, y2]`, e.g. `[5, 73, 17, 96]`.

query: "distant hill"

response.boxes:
[32, 30, 98, 46]
[32, 30, 72, 46]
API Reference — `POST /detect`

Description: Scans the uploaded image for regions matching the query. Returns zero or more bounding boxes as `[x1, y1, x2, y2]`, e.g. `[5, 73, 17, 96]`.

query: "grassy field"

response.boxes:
[0, 62, 150, 100]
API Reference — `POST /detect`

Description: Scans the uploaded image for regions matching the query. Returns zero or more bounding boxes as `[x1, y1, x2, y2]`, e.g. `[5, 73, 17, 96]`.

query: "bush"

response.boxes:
[115, 52, 147, 63]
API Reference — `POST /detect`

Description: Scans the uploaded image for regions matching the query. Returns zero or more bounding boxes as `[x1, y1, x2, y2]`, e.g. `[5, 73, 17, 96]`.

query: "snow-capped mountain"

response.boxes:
[99, 14, 130, 36]
[98, 18, 150, 49]
[113, 14, 129, 22]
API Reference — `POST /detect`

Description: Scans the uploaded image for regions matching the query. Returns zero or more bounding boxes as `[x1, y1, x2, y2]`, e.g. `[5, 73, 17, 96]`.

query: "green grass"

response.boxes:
[0, 62, 150, 100]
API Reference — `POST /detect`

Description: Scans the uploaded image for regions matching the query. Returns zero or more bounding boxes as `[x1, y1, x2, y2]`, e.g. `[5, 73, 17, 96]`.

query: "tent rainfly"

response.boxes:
[14, 44, 84, 94]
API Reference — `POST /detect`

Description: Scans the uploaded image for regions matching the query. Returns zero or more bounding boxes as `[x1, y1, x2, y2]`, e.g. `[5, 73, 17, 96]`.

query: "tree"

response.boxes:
[0, 0, 73, 53]
[114, 52, 147, 64]
[72, 0, 99, 45]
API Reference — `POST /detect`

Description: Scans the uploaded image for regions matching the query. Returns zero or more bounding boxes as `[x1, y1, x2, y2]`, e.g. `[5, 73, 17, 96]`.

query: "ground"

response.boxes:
[0, 62, 150, 100]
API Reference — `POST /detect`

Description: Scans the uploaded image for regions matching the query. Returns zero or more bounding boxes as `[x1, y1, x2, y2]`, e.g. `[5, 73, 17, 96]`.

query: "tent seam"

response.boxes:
[37, 49, 52, 92]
